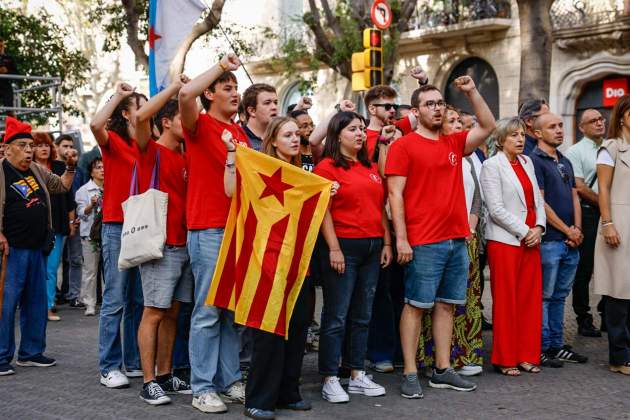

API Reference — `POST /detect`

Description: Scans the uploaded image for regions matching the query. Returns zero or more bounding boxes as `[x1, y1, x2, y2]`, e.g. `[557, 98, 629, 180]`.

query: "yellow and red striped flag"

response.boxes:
[206, 145, 331, 337]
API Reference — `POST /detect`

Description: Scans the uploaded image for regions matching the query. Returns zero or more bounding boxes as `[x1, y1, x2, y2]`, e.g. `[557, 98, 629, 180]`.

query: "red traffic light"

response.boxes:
[363, 28, 382, 49]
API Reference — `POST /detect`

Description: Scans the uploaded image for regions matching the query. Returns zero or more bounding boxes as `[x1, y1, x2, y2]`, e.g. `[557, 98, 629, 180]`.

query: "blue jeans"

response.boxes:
[173, 302, 192, 370]
[0, 248, 48, 365]
[541, 241, 579, 351]
[46, 233, 65, 309]
[318, 237, 382, 376]
[99, 223, 143, 375]
[405, 239, 469, 308]
[187, 228, 241, 395]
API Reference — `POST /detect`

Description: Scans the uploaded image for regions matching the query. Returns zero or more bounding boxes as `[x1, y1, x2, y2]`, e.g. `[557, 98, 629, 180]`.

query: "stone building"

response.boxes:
[246, 0, 629, 146]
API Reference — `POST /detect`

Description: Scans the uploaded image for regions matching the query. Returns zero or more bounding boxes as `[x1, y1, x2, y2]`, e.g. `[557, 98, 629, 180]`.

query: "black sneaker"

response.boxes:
[159, 374, 192, 394]
[0, 363, 15, 376]
[552, 345, 588, 364]
[140, 381, 171, 405]
[69, 299, 85, 309]
[16, 355, 56, 367]
[540, 351, 564, 368]
[577, 317, 602, 337]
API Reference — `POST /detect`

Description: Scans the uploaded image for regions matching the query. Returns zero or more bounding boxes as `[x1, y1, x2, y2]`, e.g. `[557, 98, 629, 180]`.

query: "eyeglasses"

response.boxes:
[585, 117, 605, 125]
[372, 103, 399, 111]
[421, 100, 446, 110]
[556, 162, 569, 183]
[12, 142, 34, 151]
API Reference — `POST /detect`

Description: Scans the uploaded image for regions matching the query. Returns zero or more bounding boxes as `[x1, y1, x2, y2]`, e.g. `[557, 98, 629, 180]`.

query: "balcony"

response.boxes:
[551, 0, 630, 56]
[400, 0, 513, 51]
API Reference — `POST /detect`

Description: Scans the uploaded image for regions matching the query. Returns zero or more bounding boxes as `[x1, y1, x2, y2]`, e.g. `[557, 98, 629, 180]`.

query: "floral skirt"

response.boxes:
[416, 236, 483, 369]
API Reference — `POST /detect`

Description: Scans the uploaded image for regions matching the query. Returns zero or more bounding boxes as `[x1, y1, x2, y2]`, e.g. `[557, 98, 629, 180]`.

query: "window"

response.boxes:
[444, 57, 499, 118]
[281, 82, 303, 114]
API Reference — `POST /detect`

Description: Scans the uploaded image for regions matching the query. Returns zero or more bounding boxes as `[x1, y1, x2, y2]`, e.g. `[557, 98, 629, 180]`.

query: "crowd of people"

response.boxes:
[1, 52, 629, 420]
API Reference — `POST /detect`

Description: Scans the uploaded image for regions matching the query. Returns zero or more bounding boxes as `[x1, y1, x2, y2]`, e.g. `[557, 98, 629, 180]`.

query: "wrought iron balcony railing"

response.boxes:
[550, 0, 627, 31]
[408, 0, 512, 31]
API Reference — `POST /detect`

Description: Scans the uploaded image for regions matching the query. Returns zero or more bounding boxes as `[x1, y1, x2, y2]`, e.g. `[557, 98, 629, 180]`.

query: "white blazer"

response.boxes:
[480, 151, 546, 246]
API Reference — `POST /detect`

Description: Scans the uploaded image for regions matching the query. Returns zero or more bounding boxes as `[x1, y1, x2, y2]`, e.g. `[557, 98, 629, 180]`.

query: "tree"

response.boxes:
[516, 0, 554, 105]
[0, 7, 90, 122]
[267, 0, 418, 92]
[89, 0, 227, 76]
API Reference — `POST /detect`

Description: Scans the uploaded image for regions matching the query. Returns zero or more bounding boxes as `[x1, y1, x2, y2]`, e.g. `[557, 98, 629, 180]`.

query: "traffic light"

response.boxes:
[351, 28, 384, 91]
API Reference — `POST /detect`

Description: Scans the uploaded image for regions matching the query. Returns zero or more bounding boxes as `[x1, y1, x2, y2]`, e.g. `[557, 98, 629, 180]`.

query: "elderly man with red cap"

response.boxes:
[0, 117, 77, 376]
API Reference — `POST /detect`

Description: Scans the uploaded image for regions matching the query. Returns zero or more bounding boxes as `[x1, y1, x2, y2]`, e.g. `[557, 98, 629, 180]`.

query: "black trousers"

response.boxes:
[245, 277, 313, 410]
[604, 296, 630, 365]
[572, 206, 599, 322]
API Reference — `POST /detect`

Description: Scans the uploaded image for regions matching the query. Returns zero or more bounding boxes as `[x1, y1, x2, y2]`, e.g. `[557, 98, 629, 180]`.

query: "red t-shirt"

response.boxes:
[101, 130, 140, 223]
[366, 115, 413, 159]
[511, 159, 536, 228]
[184, 113, 250, 229]
[138, 141, 187, 246]
[314, 157, 384, 239]
[385, 131, 469, 246]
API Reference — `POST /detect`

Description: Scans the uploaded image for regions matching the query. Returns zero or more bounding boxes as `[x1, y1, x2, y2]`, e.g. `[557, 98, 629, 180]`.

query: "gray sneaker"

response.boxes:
[429, 367, 477, 392]
[400, 373, 423, 399]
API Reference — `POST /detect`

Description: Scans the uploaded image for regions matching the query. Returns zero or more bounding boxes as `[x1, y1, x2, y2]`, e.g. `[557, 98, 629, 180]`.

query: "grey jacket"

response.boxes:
[0, 158, 70, 236]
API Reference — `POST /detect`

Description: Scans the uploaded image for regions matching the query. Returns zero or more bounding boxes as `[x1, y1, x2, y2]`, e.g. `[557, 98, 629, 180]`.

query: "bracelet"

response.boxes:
[218, 61, 229, 72]
[383, 244, 392, 247]
[418, 79, 429, 86]
[329, 248, 341, 252]
[227, 148, 236, 153]
[377, 136, 390, 145]
[602, 221, 614, 227]
[225, 162, 235, 168]
[65, 167, 76, 173]
[601, 220, 612, 224]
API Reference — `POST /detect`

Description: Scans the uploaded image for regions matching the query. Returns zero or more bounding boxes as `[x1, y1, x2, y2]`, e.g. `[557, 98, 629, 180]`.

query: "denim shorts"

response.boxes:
[404, 239, 469, 308]
[140, 245, 194, 308]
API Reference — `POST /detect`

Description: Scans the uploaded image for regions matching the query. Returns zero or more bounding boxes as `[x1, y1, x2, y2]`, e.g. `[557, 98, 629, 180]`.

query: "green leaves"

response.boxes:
[0, 7, 90, 124]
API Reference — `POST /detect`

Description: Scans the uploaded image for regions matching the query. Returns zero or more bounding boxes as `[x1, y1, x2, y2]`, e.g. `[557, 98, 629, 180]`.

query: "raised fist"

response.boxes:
[220, 53, 241, 72]
[173, 74, 191, 89]
[221, 129, 236, 151]
[453, 75, 476, 93]
[115, 82, 135, 98]
[381, 124, 397, 140]
[339, 100, 355, 112]
[297, 96, 312, 111]
[65, 149, 78, 167]
[410, 66, 428, 84]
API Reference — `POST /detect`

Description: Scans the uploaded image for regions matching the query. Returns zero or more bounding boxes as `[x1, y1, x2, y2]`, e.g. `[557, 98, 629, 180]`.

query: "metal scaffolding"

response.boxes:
[0, 74, 63, 129]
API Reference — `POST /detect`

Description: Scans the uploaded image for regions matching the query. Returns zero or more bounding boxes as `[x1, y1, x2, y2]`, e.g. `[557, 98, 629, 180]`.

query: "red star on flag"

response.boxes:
[259, 168, 293, 206]
[149, 26, 162, 49]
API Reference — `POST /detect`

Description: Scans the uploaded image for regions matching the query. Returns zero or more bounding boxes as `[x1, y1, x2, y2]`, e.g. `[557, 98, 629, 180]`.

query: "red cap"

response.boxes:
[3, 116, 33, 144]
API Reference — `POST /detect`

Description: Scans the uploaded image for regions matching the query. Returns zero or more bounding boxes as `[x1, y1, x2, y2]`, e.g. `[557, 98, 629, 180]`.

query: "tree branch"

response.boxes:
[321, 0, 343, 38]
[397, 0, 418, 32]
[307, 0, 335, 58]
[121, 0, 148, 70]
[168, 0, 226, 81]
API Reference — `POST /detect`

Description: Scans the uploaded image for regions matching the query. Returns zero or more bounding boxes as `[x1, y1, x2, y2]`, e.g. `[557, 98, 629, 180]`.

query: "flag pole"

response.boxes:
[217, 24, 254, 84]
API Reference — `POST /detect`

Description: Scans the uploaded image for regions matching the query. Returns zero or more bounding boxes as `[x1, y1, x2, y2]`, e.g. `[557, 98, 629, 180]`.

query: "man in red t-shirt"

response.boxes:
[178, 53, 249, 414]
[133, 75, 193, 405]
[385, 77, 495, 397]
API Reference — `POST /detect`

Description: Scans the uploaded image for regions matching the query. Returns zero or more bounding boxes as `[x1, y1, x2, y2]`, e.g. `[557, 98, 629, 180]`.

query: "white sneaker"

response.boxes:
[348, 370, 386, 397]
[125, 369, 143, 378]
[100, 370, 130, 388]
[322, 376, 350, 403]
[85, 307, 96, 316]
[192, 392, 228, 413]
[220, 380, 245, 403]
[457, 364, 483, 376]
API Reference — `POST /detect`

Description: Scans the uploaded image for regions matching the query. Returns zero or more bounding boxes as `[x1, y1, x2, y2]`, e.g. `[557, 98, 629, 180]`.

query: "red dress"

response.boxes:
[487, 158, 543, 367]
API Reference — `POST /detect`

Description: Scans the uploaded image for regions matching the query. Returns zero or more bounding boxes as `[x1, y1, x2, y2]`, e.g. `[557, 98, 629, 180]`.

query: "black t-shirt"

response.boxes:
[2, 160, 48, 249]
[301, 153, 314, 173]
[49, 160, 75, 234]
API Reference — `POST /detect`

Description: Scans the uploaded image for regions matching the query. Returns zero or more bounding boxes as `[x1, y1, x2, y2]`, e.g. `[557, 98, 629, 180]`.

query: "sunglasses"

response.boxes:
[372, 103, 400, 111]
[556, 162, 569, 183]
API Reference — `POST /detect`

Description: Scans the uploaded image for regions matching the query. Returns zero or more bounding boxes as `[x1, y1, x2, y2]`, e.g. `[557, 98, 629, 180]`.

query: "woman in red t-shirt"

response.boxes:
[222, 116, 316, 417]
[479, 117, 546, 376]
[314, 111, 392, 403]
[90, 82, 148, 388]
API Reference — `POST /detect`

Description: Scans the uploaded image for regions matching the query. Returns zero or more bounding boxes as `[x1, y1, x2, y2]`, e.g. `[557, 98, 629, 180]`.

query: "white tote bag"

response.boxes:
[118, 150, 168, 271]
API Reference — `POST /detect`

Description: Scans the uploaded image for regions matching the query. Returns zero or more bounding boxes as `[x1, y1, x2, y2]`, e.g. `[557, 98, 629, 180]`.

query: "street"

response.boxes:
[1, 287, 629, 420]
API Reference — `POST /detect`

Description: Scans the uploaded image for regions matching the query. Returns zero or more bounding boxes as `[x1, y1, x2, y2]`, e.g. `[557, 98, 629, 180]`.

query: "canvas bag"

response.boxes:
[118, 150, 168, 270]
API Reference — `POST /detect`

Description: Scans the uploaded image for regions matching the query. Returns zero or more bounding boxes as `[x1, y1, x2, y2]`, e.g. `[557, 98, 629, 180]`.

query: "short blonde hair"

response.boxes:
[491, 117, 526, 151]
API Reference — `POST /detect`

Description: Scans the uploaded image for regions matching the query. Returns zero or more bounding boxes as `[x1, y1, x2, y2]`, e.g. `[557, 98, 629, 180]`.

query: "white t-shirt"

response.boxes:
[596, 149, 614, 167]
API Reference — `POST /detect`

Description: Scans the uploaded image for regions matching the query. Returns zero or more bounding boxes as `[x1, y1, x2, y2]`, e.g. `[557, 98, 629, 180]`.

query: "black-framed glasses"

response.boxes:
[557, 162, 569, 183]
[421, 100, 446, 110]
[372, 103, 399, 111]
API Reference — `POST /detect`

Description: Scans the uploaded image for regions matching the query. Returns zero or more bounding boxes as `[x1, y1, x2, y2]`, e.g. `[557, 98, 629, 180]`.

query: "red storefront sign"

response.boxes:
[603, 78, 628, 107]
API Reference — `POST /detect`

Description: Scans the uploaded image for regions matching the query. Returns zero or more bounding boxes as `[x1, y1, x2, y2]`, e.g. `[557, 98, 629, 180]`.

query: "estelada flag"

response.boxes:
[206, 145, 331, 338]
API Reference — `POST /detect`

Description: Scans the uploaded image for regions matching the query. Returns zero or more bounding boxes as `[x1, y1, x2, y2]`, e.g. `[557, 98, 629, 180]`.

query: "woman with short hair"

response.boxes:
[480, 117, 546, 376]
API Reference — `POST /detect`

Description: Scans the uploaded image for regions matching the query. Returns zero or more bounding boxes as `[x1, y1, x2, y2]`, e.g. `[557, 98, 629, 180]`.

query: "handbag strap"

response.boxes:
[128, 162, 139, 197]
[149, 149, 160, 190]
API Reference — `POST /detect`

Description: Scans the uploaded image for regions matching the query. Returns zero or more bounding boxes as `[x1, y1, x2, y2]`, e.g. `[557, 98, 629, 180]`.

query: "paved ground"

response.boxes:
[1, 285, 629, 420]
